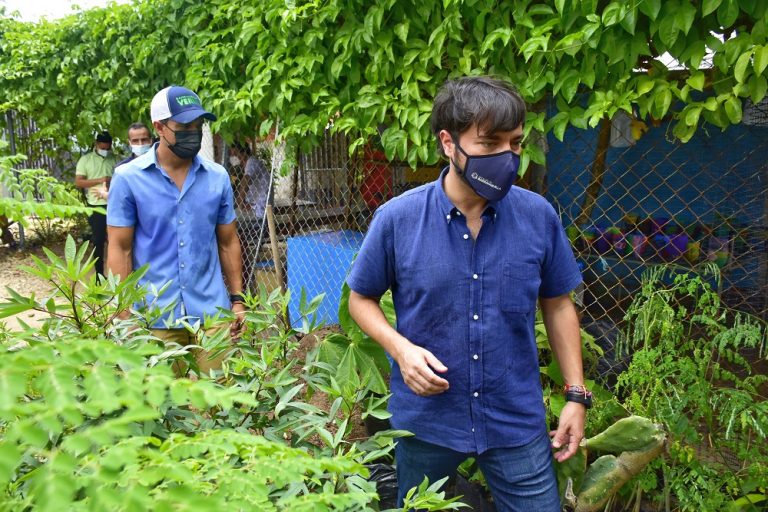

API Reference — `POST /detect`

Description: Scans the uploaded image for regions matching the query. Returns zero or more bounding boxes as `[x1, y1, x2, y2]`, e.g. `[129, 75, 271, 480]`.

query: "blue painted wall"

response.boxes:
[546, 120, 766, 228]
[545, 115, 767, 291]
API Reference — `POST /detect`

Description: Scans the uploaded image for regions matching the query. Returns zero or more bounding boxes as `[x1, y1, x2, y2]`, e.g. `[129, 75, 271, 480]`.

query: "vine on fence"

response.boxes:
[1, 0, 766, 168]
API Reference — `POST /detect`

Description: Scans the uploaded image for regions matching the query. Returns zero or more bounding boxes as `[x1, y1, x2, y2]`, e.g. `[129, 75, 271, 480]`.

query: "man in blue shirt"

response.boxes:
[347, 76, 587, 511]
[107, 85, 245, 375]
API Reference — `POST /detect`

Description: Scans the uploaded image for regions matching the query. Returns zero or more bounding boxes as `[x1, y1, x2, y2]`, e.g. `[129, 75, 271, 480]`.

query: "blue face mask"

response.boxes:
[452, 140, 520, 201]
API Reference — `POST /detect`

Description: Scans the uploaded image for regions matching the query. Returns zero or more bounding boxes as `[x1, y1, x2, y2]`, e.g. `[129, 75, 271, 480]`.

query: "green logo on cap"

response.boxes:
[175, 95, 201, 107]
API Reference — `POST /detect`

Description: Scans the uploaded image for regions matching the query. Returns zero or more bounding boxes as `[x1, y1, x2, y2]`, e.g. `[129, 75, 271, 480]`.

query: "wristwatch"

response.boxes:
[229, 293, 246, 304]
[564, 384, 593, 409]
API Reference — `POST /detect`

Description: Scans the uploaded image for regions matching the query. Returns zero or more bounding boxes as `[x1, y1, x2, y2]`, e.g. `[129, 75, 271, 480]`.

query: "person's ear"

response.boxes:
[438, 130, 454, 158]
[153, 121, 166, 137]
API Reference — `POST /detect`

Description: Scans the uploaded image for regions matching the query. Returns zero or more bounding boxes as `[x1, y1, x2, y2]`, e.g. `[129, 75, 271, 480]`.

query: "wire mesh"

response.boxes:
[260, 120, 766, 329]
[3, 108, 766, 328]
[545, 109, 767, 325]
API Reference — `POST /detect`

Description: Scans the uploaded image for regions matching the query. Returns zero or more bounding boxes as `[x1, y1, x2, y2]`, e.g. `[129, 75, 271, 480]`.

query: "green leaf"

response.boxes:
[704, 96, 719, 111]
[555, 0, 566, 16]
[638, 0, 661, 20]
[601, 3, 623, 27]
[749, 74, 768, 103]
[620, 7, 637, 34]
[702, 0, 723, 16]
[686, 71, 706, 91]
[734, 50, 753, 83]
[723, 96, 743, 123]
[637, 76, 655, 95]
[652, 88, 673, 118]
[754, 45, 768, 75]
[684, 106, 702, 126]
[523, 143, 546, 166]
[0, 442, 20, 484]
[64, 234, 76, 263]
[674, 2, 697, 34]
[394, 21, 409, 43]
[717, 0, 740, 27]
[658, 14, 679, 48]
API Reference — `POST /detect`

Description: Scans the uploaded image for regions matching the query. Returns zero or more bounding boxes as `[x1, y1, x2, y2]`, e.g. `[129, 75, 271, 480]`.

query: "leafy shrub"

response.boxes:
[0, 236, 466, 511]
[617, 265, 768, 511]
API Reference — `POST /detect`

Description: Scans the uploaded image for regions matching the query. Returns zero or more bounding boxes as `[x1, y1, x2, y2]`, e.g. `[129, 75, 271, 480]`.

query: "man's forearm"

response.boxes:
[541, 295, 584, 386]
[218, 236, 244, 294]
[75, 176, 107, 189]
[106, 247, 132, 280]
[348, 291, 410, 362]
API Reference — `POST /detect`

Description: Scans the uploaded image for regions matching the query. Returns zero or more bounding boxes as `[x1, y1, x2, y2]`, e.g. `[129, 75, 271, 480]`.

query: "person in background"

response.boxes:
[117, 122, 153, 166]
[75, 130, 118, 276]
[231, 140, 271, 291]
[347, 76, 588, 511]
[107, 85, 244, 376]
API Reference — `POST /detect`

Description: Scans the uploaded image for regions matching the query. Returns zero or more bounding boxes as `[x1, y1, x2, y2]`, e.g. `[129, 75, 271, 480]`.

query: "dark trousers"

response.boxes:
[87, 209, 107, 276]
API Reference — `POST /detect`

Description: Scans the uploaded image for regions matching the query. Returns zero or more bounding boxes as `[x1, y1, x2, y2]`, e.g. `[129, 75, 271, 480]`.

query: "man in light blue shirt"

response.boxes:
[107, 85, 244, 375]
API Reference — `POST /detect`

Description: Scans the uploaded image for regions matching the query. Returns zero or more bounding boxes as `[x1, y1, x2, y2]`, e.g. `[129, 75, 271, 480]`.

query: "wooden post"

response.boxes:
[265, 204, 284, 292]
[574, 117, 613, 227]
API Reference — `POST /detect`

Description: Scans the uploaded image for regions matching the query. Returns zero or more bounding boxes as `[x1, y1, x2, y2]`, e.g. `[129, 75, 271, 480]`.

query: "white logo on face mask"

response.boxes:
[471, 172, 501, 190]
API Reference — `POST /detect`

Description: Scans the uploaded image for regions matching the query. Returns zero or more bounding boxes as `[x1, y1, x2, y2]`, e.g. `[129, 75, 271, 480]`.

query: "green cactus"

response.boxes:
[557, 416, 666, 512]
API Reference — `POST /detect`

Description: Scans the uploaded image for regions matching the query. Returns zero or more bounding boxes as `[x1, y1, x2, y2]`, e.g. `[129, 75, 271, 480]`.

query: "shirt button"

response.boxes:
[181, 285, 186, 290]
[473, 354, 479, 360]
[456, 211, 462, 216]
[463, 234, 469, 240]
[179, 219, 184, 224]
[180, 263, 185, 268]
[180, 241, 185, 247]
[473, 392, 479, 398]
[473, 314, 479, 320]
[473, 273, 478, 280]
[471, 428, 475, 433]
[446, 214, 451, 220]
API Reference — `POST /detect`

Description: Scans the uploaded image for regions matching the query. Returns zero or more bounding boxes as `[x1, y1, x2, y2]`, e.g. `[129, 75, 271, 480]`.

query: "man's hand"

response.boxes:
[396, 342, 449, 396]
[230, 302, 246, 339]
[550, 401, 587, 462]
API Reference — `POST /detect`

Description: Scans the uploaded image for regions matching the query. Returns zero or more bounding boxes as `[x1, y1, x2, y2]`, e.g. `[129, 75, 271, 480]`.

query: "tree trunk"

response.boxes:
[574, 117, 612, 227]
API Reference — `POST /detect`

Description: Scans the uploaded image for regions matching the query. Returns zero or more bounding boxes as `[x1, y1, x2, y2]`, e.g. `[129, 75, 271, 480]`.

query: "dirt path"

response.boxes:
[0, 241, 62, 330]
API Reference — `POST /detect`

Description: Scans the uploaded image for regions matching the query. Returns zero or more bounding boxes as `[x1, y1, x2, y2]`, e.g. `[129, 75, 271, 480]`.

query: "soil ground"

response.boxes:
[0, 238, 61, 330]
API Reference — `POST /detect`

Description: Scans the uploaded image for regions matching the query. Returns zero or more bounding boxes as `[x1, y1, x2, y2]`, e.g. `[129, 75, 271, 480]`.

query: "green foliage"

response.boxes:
[0, 238, 461, 511]
[617, 265, 768, 511]
[400, 477, 468, 511]
[315, 282, 395, 397]
[2, 0, 766, 167]
[0, 142, 92, 225]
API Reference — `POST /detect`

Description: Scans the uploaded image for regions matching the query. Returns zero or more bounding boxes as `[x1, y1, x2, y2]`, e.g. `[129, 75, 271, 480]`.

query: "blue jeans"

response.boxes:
[395, 432, 560, 512]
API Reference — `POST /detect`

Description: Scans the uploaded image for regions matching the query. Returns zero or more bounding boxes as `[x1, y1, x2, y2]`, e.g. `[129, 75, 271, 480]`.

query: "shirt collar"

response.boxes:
[140, 142, 203, 175]
[434, 166, 498, 224]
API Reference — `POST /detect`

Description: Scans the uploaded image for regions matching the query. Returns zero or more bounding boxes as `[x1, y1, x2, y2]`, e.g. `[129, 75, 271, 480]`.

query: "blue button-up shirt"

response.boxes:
[107, 144, 236, 327]
[346, 170, 582, 453]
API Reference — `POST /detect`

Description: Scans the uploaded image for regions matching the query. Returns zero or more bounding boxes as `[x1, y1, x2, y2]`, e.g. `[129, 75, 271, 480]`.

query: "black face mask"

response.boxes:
[163, 126, 203, 159]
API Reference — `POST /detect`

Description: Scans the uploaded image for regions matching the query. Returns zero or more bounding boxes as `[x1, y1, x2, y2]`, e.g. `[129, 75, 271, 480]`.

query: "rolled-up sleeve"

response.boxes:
[539, 204, 582, 298]
[106, 172, 137, 227]
[346, 207, 394, 298]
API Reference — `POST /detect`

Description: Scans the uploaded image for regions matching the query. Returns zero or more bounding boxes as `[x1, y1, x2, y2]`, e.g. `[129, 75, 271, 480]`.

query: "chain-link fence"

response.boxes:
[3, 104, 767, 328]
[543, 99, 767, 325]
[255, 106, 766, 328]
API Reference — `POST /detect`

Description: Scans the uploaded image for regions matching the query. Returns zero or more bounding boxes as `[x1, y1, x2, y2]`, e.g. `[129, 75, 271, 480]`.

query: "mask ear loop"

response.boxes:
[449, 133, 471, 178]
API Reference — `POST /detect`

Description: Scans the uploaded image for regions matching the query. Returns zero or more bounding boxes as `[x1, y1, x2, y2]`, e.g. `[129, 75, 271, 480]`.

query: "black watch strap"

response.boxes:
[564, 384, 593, 409]
[229, 293, 246, 304]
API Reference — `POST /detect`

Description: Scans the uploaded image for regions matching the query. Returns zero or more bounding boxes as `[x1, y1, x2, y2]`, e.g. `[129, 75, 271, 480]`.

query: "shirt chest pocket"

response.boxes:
[500, 262, 541, 313]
